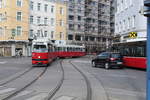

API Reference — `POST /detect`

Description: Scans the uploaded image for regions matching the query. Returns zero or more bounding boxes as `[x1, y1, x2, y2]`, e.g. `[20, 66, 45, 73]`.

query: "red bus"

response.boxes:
[116, 41, 146, 69]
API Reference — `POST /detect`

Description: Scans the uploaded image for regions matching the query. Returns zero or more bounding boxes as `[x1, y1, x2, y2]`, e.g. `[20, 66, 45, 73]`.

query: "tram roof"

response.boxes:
[56, 44, 85, 48]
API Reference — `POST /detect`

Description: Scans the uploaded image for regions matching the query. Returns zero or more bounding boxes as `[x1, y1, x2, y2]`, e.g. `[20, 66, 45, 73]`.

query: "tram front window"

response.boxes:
[33, 45, 48, 53]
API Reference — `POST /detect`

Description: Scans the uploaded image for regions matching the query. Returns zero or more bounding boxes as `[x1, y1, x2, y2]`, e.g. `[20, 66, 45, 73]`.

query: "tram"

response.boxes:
[56, 45, 86, 58]
[32, 39, 86, 66]
[32, 39, 56, 66]
[114, 41, 146, 69]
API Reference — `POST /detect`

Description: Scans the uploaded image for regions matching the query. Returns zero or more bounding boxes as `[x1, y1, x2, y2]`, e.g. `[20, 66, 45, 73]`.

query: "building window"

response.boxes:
[37, 16, 41, 24]
[51, 6, 54, 13]
[0, 0, 2, 8]
[30, 1, 34, 10]
[129, 0, 133, 6]
[68, 34, 73, 40]
[37, 30, 40, 37]
[60, 20, 63, 26]
[17, 0, 22, 7]
[0, 27, 3, 35]
[60, 32, 63, 39]
[60, 7, 63, 15]
[69, 24, 74, 30]
[132, 15, 135, 28]
[69, 15, 74, 20]
[78, 16, 81, 21]
[51, 31, 54, 39]
[51, 18, 54, 26]
[30, 16, 33, 24]
[30, 29, 33, 37]
[44, 31, 47, 37]
[17, 12, 22, 21]
[0, 13, 2, 21]
[16, 26, 22, 36]
[44, 17, 48, 25]
[78, 24, 81, 30]
[44, 4, 48, 12]
[37, 3, 41, 11]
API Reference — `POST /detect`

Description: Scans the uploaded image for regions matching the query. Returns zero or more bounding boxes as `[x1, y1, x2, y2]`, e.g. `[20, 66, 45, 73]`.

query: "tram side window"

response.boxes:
[136, 46, 145, 57]
[123, 48, 130, 56]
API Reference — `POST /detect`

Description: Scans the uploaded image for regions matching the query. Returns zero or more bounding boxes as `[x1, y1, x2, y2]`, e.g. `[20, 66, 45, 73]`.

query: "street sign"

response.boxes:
[129, 32, 137, 38]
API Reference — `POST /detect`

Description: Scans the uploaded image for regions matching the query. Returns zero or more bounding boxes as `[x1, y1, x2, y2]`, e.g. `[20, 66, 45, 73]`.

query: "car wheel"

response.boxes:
[92, 61, 96, 67]
[105, 63, 109, 69]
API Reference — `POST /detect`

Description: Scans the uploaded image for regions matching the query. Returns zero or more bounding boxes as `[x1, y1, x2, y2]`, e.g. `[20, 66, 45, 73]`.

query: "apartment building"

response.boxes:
[66, 0, 85, 46]
[55, 2, 67, 45]
[0, 0, 29, 56]
[0, 0, 67, 57]
[85, 0, 112, 53]
[115, 0, 147, 43]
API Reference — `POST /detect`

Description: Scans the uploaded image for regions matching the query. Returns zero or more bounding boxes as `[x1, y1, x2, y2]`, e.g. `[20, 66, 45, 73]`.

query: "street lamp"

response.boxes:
[143, 1, 150, 100]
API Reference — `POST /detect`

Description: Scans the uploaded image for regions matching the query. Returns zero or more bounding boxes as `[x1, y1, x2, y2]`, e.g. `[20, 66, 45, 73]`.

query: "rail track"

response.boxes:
[69, 61, 92, 100]
[45, 60, 64, 100]
[0, 67, 33, 86]
[1, 67, 47, 100]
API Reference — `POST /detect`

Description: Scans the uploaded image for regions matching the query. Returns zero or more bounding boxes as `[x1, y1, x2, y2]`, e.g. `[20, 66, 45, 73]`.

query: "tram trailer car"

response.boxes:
[32, 41, 56, 66]
[56, 45, 86, 58]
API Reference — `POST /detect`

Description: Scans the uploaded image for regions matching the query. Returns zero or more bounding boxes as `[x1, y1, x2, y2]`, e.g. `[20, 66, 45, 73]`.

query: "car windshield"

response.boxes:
[111, 53, 121, 58]
[98, 52, 109, 57]
[33, 45, 48, 53]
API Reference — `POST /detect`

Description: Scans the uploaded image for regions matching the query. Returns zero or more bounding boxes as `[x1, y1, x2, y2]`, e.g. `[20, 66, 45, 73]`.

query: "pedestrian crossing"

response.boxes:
[0, 86, 48, 100]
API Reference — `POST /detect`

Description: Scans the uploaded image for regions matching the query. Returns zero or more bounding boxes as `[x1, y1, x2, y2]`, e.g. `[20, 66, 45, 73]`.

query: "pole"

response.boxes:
[147, 17, 150, 100]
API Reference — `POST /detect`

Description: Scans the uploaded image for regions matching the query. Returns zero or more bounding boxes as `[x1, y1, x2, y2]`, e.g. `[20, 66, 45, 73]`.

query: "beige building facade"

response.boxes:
[0, 0, 29, 56]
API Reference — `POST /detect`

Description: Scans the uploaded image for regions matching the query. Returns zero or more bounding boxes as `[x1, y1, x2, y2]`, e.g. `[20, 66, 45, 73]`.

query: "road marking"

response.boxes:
[26, 93, 47, 100]
[55, 96, 75, 100]
[0, 62, 6, 64]
[0, 88, 16, 95]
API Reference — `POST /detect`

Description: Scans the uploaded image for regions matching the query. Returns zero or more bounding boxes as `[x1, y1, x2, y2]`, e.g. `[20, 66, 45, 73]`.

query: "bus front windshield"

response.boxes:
[33, 45, 48, 53]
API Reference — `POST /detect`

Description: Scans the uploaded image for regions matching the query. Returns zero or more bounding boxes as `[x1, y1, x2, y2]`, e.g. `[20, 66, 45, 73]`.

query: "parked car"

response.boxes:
[91, 52, 123, 69]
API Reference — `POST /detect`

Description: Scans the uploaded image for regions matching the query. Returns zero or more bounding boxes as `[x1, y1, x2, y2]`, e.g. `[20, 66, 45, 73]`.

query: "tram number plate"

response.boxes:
[117, 62, 122, 64]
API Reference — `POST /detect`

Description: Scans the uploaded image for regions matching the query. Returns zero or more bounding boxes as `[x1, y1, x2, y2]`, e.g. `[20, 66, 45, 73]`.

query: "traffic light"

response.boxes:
[144, 0, 150, 17]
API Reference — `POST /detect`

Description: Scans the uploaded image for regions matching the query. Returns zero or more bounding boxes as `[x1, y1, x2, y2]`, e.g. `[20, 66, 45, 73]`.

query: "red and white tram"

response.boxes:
[115, 41, 146, 69]
[32, 40, 56, 66]
[56, 45, 86, 58]
[32, 39, 86, 66]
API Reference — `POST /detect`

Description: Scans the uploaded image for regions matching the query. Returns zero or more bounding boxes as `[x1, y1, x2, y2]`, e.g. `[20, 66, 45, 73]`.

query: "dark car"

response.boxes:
[91, 52, 123, 69]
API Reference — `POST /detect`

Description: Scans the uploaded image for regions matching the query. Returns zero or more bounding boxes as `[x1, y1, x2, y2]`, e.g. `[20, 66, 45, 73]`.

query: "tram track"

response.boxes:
[0, 67, 33, 86]
[69, 60, 92, 100]
[72, 59, 110, 100]
[1, 67, 48, 100]
[45, 60, 64, 100]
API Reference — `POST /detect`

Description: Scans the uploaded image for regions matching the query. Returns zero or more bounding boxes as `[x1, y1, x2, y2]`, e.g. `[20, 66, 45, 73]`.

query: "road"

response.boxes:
[0, 56, 146, 100]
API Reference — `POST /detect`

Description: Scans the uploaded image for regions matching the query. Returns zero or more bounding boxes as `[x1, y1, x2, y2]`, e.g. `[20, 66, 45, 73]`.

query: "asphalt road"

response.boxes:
[0, 56, 146, 100]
